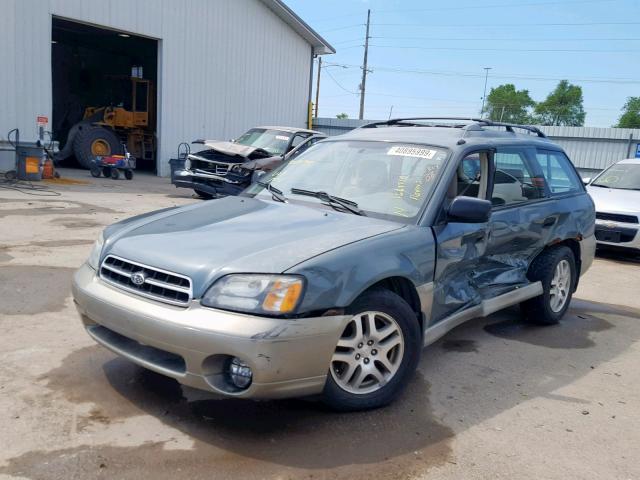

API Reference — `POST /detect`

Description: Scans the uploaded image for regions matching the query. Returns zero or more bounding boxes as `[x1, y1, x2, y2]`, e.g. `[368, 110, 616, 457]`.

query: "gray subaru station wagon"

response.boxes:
[72, 117, 595, 411]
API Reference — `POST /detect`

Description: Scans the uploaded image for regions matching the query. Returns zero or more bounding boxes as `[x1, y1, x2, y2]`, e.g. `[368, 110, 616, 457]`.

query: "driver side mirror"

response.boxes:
[448, 196, 492, 223]
[582, 177, 591, 185]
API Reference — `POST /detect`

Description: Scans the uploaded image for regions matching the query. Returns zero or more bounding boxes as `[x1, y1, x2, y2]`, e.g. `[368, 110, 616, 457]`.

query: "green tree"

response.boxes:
[482, 84, 536, 124]
[615, 97, 640, 128]
[336, 112, 349, 119]
[534, 80, 586, 126]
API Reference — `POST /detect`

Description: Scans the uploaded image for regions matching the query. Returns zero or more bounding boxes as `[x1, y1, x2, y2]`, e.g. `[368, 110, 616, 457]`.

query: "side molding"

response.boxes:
[423, 281, 543, 346]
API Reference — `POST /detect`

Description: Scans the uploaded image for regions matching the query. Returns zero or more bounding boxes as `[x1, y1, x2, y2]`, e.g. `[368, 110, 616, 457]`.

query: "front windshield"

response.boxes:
[246, 140, 449, 223]
[591, 163, 640, 190]
[235, 128, 291, 155]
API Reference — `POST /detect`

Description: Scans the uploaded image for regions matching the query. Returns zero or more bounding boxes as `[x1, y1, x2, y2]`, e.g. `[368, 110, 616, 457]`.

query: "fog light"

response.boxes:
[228, 357, 252, 389]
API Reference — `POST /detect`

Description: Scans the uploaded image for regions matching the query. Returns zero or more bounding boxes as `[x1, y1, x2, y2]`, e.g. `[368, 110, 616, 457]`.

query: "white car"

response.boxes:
[586, 158, 640, 252]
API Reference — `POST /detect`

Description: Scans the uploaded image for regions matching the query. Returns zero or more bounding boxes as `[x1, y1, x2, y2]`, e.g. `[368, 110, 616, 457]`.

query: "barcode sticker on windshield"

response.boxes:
[387, 146, 437, 159]
[276, 135, 289, 141]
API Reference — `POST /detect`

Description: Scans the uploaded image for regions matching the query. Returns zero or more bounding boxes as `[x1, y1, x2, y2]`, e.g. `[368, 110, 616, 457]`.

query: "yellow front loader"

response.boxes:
[56, 77, 155, 169]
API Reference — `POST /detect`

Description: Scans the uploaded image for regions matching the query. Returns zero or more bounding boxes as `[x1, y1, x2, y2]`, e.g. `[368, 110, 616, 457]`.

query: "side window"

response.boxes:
[535, 149, 582, 195]
[290, 134, 309, 149]
[288, 137, 320, 160]
[491, 148, 545, 207]
[456, 153, 484, 198]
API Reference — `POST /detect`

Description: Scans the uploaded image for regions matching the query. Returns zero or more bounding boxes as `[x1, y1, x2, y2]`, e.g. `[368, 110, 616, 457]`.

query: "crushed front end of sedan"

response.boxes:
[172, 126, 326, 199]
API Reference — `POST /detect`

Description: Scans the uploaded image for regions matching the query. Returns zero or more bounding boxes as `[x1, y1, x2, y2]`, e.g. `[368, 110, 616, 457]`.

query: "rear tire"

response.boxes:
[124, 170, 133, 180]
[521, 246, 576, 325]
[73, 126, 123, 169]
[110, 168, 120, 180]
[322, 288, 422, 411]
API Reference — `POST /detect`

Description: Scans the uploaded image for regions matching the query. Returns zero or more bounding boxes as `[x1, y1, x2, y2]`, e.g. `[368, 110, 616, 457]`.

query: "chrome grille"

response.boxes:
[214, 163, 230, 175]
[100, 255, 192, 306]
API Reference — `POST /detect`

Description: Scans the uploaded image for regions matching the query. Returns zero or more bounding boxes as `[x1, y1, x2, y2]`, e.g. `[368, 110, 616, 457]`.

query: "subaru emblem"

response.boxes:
[131, 271, 146, 286]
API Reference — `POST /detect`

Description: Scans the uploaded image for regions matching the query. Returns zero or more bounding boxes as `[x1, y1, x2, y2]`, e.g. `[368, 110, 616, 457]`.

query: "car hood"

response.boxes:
[103, 197, 404, 297]
[192, 140, 270, 159]
[587, 185, 640, 214]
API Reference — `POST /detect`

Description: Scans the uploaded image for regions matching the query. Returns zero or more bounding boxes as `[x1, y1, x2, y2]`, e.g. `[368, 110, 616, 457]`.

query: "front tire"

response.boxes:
[194, 189, 215, 199]
[73, 126, 123, 169]
[521, 246, 576, 325]
[323, 288, 421, 411]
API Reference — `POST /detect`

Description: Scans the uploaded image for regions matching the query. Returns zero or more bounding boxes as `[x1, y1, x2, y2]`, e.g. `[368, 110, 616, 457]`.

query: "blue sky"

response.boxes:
[287, 0, 640, 126]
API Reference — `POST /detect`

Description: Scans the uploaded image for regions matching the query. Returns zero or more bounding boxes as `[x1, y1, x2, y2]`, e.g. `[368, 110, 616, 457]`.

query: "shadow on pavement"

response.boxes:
[3, 298, 639, 479]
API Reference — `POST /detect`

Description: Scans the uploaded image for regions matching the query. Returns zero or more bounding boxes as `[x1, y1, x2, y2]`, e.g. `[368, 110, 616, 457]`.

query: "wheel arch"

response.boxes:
[354, 276, 424, 332]
[532, 238, 582, 291]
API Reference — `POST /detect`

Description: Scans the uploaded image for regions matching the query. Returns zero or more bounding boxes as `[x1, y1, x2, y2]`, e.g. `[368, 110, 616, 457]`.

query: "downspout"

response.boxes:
[308, 47, 315, 129]
[626, 133, 633, 158]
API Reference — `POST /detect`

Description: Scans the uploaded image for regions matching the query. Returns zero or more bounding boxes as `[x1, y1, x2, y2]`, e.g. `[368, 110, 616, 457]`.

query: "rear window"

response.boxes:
[535, 149, 582, 195]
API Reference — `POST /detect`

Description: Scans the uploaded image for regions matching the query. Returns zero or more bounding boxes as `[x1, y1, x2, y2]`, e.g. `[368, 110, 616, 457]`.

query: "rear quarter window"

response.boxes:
[535, 149, 583, 195]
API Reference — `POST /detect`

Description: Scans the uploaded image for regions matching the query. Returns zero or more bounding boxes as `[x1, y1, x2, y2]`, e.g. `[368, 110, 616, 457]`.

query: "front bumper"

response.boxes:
[594, 219, 640, 251]
[72, 263, 349, 399]
[172, 169, 249, 197]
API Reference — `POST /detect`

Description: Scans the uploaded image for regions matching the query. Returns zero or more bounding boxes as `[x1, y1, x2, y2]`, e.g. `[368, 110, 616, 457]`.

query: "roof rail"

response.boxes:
[359, 117, 546, 138]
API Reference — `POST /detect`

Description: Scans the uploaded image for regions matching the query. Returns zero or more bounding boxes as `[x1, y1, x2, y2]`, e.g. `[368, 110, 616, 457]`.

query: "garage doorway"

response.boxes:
[51, 17, 158, 172]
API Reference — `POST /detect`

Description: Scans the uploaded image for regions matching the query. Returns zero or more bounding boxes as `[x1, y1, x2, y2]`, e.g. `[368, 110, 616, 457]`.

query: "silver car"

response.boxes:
[72, 117, 595, 411]
[586, 158, 640, 251]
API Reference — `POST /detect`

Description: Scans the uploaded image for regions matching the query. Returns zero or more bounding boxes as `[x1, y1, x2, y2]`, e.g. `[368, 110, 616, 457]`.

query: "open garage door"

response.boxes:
[52, 18, 158, 172]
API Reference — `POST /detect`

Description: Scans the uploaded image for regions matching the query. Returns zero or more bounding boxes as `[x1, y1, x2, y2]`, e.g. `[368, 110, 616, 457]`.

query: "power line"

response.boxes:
[324, 68, 357, 95]
[368, 45, 639, 53]
[363, 65, 640, 84]
[311, 0, 620, 22]
[374, 0, 620, 13]
[317, 63, 640, 85]
[371, 21, 640, 27]
[369, 36, 640, 41]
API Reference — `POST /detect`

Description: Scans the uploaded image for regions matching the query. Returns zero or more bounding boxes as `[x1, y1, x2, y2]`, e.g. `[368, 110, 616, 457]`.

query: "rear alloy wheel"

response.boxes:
[549, 259, 571, 313]
[521, 246, 576, 325]
[323, 288, 421, 411]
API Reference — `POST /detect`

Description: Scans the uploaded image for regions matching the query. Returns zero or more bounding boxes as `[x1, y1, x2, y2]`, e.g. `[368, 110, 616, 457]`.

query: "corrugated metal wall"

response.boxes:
[0, 0, 313, 175]
[312, 118, 640, 172]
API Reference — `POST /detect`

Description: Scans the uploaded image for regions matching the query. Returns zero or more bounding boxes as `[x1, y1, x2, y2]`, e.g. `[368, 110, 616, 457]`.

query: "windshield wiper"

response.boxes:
[257, 181, 287, 203]
[290, 188, 366, 216]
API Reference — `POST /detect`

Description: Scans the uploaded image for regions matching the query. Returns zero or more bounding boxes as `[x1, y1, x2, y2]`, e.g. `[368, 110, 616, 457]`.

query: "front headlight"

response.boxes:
[87, 232, 105, 270]
[201, 274, 305, 315]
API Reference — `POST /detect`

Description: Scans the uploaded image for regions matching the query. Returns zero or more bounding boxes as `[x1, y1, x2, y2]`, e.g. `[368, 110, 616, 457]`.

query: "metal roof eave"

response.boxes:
[260, 0, 336, 55]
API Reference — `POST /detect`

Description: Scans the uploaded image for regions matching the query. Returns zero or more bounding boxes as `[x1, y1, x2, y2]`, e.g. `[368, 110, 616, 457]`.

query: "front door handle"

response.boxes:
[543, 216, 557, 227]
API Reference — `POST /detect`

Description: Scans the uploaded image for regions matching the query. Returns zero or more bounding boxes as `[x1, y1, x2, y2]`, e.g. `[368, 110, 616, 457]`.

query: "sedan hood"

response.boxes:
[587, 185, 640, 215]
[192, 140, 269, 159]
[103, 197, 404, 297]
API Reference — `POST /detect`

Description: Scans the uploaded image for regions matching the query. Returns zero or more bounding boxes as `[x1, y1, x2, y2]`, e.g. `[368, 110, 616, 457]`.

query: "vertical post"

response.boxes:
[314, 57, 322, 118]
[308, 101, 313, 130]
[480, 67, 492, 117]
[359, 9, 371, 120]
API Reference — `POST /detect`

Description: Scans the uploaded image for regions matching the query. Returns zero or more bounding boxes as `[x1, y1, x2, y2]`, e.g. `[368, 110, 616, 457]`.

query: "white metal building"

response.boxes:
[0, 0, 333, 175]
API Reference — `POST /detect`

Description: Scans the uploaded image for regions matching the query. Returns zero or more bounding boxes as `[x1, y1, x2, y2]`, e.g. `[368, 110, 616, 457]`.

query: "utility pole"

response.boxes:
[480, 67, 492, 118]
[314, 56, 322, 118]
[358, 9, 371, 120]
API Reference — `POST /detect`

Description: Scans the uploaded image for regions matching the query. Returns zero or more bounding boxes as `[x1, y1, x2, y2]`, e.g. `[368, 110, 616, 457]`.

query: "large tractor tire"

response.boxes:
[73, 125, 123, 169]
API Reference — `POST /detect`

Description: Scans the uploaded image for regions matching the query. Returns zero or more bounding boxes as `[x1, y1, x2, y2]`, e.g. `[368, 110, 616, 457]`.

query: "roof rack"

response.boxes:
[359, 117, 546, 138]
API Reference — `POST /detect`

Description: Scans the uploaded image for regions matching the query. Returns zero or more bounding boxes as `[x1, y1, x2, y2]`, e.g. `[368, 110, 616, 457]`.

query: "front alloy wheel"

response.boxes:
[322, 288, 421, 411]
[330, 311, 404, 395]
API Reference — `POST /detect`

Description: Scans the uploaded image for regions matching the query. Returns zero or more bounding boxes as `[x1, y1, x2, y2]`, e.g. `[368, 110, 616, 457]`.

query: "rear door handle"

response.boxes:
[543, 216, 556, 227]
